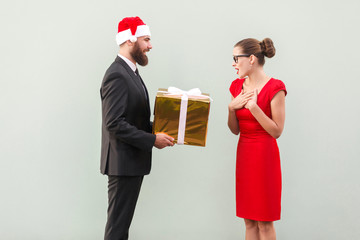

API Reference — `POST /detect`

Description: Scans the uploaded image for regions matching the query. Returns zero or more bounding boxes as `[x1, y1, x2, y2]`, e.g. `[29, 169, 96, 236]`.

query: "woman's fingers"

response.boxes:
[235, 92, 253, 101]
[231, 91, 256, 109]
[243, 92, 254, 97]
[243, 96, 253, 101]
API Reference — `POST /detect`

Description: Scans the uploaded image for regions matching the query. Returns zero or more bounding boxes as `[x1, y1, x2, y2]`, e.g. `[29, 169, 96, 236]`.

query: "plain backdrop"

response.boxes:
[1, 0, 360, 239]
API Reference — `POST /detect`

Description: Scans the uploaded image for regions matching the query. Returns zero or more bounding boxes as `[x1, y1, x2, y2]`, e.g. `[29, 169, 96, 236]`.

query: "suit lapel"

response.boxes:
[115, 56, 151, 115]
[137, 74, 151, 115]
[137, 73, 149, 101]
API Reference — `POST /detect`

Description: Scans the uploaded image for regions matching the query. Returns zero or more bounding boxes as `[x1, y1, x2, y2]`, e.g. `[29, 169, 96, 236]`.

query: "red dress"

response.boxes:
[229, 78, 287, 221]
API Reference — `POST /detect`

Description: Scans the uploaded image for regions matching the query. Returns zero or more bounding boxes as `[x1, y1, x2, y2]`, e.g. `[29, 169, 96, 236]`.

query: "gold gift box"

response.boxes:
[152, 88, 211, 147]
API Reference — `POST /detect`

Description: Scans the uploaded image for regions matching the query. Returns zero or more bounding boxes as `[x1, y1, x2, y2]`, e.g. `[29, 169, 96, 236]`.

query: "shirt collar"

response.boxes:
[118, 54, 137, 72]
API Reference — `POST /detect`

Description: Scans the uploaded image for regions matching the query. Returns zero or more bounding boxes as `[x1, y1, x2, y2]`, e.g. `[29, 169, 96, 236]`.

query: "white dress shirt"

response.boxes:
[118, 54, 137, 74]
[118, 54, 147, 98]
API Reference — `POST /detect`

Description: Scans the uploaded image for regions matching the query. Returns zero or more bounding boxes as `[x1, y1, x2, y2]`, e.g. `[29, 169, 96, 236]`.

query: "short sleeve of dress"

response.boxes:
[270, 79, 287, 100]
[229, 78, 242, 97]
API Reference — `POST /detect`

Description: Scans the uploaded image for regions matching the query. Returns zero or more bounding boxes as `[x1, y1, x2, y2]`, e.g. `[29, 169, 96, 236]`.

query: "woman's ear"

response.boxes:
[249, 54, 256, 65]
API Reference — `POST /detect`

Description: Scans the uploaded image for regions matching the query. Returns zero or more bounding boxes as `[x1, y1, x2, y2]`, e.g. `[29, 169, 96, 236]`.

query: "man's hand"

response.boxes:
[154, 133, 174, 149]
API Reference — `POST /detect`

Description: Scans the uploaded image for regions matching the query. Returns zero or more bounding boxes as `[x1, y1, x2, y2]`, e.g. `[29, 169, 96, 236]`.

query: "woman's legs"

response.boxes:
[244, 219, 260, 240]
[257, 221, 276, 240]
[243, 219, 276, 240]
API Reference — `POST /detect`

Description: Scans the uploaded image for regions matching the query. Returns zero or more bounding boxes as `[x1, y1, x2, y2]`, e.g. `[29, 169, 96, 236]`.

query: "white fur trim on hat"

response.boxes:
[116, 25, 151, 45]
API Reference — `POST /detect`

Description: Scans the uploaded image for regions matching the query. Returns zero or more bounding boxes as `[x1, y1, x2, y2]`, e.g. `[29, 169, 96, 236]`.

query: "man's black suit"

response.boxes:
[100, 56, 156, 240]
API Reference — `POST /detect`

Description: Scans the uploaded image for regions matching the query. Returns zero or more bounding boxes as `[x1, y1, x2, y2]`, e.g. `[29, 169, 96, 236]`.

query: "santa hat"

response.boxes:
[116, 16, 151, 45]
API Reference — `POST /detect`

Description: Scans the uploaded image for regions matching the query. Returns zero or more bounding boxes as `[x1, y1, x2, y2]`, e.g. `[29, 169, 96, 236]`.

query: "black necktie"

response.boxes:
[135, 68, 148, 100]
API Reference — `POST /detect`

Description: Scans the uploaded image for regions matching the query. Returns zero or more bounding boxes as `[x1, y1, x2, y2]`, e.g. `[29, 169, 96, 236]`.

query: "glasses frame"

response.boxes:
[233, 54, 251, 63]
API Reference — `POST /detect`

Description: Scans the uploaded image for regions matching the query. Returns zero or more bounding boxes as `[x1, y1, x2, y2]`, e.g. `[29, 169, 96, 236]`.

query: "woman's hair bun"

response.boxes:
[260, 38, 275, 58]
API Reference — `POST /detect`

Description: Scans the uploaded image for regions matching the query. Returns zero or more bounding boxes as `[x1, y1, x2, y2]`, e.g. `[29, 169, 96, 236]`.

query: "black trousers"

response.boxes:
[104, 175, 144, 240]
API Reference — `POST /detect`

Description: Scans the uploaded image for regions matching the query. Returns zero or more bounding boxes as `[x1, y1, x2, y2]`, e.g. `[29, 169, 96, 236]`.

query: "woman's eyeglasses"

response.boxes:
[233, 54, 251, 63]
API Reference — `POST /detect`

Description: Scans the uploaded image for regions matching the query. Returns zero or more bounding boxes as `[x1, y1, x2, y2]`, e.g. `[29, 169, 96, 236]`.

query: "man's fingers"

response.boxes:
[165, 135, 174, 142]
[156, 134, 174, 148]
[167, 138, 174, 146]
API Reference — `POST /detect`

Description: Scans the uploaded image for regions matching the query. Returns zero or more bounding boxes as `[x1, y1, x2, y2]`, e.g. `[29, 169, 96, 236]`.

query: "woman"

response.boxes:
[228, 38, 287, 240]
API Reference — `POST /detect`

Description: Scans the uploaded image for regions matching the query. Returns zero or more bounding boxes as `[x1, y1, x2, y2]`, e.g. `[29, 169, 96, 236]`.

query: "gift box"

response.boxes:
[152, 87, 211, 147]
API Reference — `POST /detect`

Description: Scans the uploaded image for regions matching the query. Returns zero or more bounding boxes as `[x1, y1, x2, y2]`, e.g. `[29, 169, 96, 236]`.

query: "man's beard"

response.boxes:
[130, 42, 149, 66]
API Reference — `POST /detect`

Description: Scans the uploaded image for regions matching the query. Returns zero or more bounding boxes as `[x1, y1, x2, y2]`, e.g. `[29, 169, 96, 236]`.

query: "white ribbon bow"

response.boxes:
[167, 87, 203, 99]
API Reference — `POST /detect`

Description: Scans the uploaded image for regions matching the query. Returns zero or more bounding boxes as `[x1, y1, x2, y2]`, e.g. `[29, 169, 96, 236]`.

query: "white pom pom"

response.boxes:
[129, 35, 137, 42]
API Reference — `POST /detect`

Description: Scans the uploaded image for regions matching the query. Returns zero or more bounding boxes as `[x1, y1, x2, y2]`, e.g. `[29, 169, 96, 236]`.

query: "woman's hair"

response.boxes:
[234, 38, 275, 66]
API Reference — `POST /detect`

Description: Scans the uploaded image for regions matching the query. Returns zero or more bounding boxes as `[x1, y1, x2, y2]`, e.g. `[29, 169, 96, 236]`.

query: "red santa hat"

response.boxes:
[116, 16, 151, 45]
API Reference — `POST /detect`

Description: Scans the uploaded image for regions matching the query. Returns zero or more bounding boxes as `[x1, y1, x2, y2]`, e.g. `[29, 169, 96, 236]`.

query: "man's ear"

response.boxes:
[125, 40, 135, 46]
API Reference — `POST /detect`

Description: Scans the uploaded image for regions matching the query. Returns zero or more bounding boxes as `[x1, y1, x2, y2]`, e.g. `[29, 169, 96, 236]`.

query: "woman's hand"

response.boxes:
[245, 89, 258, 110]
[228, 90, 254, 111]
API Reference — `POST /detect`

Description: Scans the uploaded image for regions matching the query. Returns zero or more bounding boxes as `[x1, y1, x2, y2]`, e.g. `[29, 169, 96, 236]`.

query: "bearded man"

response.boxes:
[100, 16, 174, 240]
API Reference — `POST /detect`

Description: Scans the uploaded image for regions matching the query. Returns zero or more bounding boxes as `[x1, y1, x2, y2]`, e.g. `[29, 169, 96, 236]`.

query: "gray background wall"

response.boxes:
[1, 0, 359, 239]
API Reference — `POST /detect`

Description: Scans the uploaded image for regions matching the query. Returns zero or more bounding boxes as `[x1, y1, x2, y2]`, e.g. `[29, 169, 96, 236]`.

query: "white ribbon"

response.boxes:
[162, 87, 211, 145]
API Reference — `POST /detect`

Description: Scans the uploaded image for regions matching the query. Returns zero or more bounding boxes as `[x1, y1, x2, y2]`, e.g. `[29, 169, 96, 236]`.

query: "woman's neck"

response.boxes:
[243, 69, 270, 93]
[246, 69, 269, 86]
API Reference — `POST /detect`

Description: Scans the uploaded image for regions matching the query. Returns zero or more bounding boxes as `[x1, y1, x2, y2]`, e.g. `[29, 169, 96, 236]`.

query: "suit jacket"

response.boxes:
[100, 56, 156, 176]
